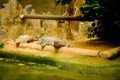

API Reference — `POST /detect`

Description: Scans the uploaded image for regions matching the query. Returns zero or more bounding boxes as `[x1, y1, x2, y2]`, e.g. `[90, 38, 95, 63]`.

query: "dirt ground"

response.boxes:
[72, 39, 120, 51]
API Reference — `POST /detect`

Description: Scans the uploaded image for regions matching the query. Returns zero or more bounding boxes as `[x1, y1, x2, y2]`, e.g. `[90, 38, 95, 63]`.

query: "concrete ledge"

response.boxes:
[19, 43, 100, 57]
[99, 47, 120, 59]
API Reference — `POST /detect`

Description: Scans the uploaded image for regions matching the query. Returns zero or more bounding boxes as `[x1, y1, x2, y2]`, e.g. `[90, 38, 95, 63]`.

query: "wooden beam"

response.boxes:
[19, 14, 90, 21]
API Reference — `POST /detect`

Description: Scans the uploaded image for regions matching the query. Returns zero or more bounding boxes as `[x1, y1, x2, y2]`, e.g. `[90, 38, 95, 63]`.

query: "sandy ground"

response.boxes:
[72, 39, 120, 51]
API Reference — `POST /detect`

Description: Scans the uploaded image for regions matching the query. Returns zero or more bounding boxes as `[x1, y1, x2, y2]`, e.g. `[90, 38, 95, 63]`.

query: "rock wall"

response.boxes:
[0, 0, 90, 41]
[0, 0, 61, 15]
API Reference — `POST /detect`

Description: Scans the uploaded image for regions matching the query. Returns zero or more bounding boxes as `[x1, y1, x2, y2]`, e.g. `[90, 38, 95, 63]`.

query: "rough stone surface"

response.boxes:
[24, 5, 33, 14]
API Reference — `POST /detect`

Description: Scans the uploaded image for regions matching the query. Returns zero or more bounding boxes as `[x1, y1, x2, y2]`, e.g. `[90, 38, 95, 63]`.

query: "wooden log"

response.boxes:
[19, 14, 94, 21]
[99, 47, 120, 59]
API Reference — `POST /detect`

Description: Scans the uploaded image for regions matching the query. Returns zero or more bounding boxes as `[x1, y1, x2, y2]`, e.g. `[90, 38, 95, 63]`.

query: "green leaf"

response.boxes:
[81, 4, 91, 7]
[93, 7, 100, 10]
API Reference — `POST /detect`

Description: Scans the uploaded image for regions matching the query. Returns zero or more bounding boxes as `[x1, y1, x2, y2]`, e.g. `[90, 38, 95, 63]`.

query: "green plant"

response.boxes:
[0, 42, 4, 48]
[80, 0, 103, 20]
[80, 0, 120, 40]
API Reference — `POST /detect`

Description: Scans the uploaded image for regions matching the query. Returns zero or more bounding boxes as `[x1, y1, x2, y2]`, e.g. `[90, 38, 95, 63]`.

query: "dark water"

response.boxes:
[0, 57, 81, 80]
[0, 57, 120, 80]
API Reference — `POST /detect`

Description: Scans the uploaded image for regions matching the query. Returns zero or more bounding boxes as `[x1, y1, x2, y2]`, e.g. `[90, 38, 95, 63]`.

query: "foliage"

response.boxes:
[87, 20, 103, 38]
[80, 0, 104, 38]
[0, 42, 4, 49]
[80, 0, 120, 40]
[80, 0, 103, 20]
